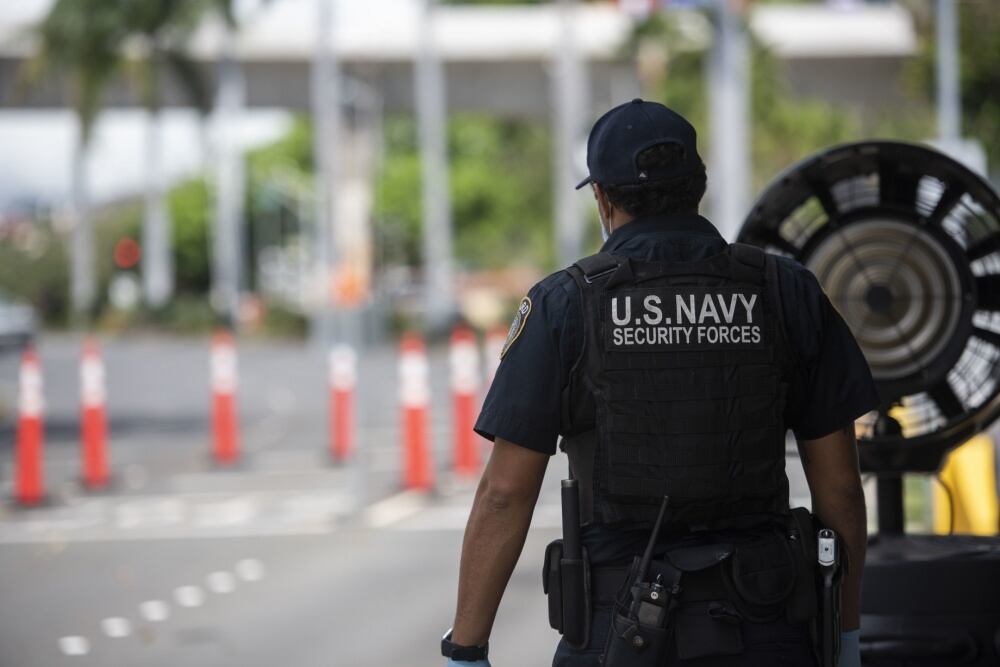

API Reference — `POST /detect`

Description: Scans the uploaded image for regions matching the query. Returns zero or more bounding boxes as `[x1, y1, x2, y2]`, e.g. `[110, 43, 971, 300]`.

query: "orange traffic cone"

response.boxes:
[80, 338, 110, 489]
[450, 327, 481, 478]
[399, 333, 432, 491]
[211, 330, 240, 464]
[14, 346, 45, 505]
[329, 344, 357, 463]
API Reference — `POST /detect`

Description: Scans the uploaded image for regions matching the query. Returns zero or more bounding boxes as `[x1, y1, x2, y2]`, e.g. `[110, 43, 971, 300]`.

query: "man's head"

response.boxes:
[576, 99, 707, 235]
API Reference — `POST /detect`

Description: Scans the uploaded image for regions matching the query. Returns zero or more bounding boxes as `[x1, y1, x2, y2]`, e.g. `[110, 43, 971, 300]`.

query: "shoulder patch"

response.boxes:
[500, 296, 532, 359]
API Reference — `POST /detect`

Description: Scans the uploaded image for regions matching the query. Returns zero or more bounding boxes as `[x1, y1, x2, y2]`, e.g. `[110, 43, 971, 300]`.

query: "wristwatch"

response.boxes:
[441, 629, 489, 661]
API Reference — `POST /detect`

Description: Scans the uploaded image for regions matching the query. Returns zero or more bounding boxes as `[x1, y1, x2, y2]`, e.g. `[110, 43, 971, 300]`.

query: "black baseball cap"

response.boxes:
[575, 98, 704, 190]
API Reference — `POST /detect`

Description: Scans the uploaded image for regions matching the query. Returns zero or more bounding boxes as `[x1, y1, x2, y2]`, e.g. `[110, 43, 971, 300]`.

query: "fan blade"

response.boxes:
[928, 379, 964, 418]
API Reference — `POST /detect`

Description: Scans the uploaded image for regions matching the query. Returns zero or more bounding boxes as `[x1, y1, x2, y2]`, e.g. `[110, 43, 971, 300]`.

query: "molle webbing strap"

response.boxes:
[605, 465, 783, 501]
[621, 244, 766, 287]
[603, 348, 775, 370]
[597, 493, 786, 521]
[607, 371, 778, 402]
[607, 405, 779, 436]
[608, 428, 780, 467]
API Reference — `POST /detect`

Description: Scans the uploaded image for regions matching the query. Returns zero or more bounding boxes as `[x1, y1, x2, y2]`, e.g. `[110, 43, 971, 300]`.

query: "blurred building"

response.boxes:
[0, 1, 916, 124]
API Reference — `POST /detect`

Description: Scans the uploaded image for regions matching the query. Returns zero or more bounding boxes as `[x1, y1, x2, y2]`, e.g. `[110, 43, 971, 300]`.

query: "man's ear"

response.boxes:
[592, 184, 611, 221]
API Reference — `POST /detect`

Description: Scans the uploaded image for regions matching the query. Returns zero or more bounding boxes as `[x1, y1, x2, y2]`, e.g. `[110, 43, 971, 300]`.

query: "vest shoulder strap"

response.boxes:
[572, 252, 621, 283]
[729, 242, 766, 270]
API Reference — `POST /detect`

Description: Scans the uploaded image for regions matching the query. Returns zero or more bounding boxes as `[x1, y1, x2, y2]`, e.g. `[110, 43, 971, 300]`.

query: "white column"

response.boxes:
[70, 121, 95, 318]
[312, 0, 342, 346]
[936, 0, 961, 142]
[212, 26, 246, 327]
[707, 0, 751, 242]
[143, 109, 174, 308]
[416, 0, 455, 330]
[553, 0, 587, 266]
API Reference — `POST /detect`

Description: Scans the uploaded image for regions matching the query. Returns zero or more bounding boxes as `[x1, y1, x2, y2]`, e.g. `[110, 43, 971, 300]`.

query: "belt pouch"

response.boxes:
[724, 528, 796, 623]
[560, 547, 591, 649]
[601, 610, 670, 667]
[543, 539, 564, 632]
[674, 601, 743, 660]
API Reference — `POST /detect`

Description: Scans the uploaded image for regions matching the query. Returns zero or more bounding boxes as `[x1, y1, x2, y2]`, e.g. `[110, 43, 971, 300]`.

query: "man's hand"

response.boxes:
[797, 424, 868, 631]
[450, 438, 549, 648]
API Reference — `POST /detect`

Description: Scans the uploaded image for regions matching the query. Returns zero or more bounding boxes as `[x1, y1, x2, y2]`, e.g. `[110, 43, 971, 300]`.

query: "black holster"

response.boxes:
[543, 538, 591, 649]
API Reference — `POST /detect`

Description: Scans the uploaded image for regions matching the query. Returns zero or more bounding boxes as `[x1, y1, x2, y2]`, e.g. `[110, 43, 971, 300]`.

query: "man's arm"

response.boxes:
[451, 438, 549, 647]
[797, 424, 867, 631]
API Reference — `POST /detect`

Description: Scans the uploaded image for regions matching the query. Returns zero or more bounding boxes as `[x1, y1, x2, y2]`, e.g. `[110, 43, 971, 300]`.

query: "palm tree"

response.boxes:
[120, 0, 211, 309]
[24, 0, 130, 320]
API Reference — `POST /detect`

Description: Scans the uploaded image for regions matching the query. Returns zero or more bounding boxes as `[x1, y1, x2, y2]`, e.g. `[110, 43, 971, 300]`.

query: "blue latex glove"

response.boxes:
[838, 629, 861, 667]
[446, 660, 490, 667]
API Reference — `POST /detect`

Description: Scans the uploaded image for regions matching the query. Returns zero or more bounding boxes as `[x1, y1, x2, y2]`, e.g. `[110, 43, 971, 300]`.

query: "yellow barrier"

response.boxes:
[933, 434, 1000, 535]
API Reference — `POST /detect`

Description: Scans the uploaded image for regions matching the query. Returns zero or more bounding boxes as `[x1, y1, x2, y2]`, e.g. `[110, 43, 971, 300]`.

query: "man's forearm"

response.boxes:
[812, 484, 867, 630]
[451, 477, 539, 647]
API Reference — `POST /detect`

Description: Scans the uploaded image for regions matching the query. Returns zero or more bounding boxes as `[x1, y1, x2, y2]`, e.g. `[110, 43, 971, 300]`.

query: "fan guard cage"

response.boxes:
[739, 141, 1000, 472]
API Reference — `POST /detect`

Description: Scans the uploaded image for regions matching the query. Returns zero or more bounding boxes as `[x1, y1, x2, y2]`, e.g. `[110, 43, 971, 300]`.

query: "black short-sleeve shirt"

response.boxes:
[475, 214, 881, 453]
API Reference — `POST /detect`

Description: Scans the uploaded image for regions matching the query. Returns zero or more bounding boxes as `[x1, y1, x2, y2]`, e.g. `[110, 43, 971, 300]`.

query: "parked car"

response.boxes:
[0, 293, 35, 354]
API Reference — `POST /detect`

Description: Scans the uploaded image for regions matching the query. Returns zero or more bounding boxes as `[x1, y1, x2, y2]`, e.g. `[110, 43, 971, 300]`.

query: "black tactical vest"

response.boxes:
[561, 243, 797, 529]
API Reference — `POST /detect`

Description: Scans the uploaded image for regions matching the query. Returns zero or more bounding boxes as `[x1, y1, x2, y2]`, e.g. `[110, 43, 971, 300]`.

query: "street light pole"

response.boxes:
[707, 0, 751, 242]
[553, 0, 587, 267]
[142, 108, 174, 309]
[416, 0, 455, 332]
[312, 0, 341, 346]
[212, 23, 247, 328]
[936, 0, 961, 142]
[69, 125, 95, 319]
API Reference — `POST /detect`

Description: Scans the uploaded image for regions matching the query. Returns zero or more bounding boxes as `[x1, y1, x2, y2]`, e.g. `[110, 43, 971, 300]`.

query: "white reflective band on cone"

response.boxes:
[449, 340, 481, 395]
[81, 355, 106, 408]
[399, 350, 430, 408]
[329, 345, 358, 391]
[211, 343, 238, 395]
[484, 331, 506, 384]
[19, 359, 44, 418]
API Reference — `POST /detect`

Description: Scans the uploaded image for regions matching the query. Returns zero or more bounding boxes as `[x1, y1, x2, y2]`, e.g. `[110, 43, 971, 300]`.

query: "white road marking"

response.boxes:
[235, 558, 264, 582]
[58, 636, 90, 656]
[389, 503, 562, 532]
[280, 493, 352, 525]
[139, 600, 170, 622]
[174, 585, 205, 608]
[364, 490, 429, 528]
[207, 571, 237, 594]
[192, 497, 257, 528]
[101, 617, 131, 638]
[115, 498, 184, 529]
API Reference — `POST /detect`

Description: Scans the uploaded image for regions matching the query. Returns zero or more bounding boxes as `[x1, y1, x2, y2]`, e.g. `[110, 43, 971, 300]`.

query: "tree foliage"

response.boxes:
[25, 0, 129, 144]
[632, 11, 867, 193]
[904, 0, 1000, 173]
[375, 115, 554, 270]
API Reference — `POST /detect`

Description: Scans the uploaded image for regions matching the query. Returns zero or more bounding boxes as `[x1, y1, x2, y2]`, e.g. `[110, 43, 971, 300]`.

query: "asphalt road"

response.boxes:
[0, 334, 816, 667]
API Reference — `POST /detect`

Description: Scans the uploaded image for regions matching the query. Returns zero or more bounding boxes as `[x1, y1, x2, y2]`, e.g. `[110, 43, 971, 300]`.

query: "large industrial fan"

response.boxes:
[739, 141, 1000, 665]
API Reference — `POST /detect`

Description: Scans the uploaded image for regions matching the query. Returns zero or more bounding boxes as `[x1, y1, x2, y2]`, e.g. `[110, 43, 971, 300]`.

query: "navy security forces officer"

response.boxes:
[441, 100, 876, 667]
